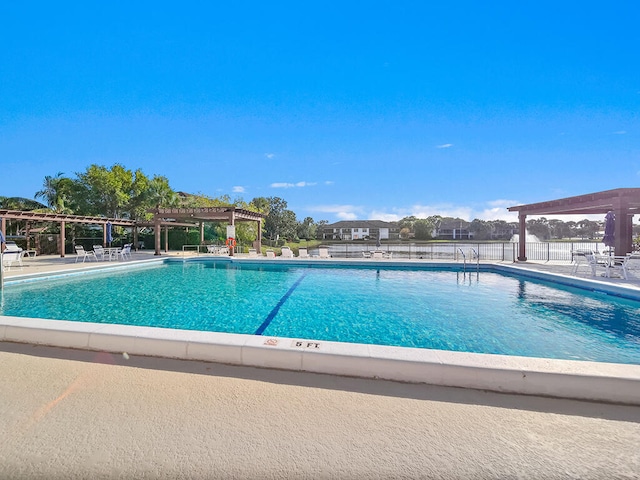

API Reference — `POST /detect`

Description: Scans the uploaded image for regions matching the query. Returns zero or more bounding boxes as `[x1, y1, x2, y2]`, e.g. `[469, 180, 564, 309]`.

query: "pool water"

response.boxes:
[2, 261, 640, 364]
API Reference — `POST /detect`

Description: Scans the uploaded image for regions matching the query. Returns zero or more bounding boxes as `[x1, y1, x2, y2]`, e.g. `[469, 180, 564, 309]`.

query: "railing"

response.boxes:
[316, 241, 606, 262]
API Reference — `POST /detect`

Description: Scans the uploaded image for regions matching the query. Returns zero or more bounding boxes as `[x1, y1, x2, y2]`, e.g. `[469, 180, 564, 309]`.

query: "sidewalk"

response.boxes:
[1, 342, 639, 479]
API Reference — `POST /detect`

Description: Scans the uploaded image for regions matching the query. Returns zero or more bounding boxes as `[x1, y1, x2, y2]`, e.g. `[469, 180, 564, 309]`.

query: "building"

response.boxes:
[322, 220, 400, 241]
[434, 220, 472, 240]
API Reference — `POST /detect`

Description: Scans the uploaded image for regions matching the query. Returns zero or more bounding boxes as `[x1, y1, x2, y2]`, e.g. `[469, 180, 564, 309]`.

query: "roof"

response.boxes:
[324, 220, 398, 229]
[507, 188, 640, 216]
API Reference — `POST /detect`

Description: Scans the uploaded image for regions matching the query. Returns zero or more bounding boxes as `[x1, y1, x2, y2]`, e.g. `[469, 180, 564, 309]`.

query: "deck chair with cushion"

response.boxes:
[298, 248, 309, 258]
[266, 250, 276, 258]
[281, 246, 295, 258]
[75, 245, 97, 263]
[318, 247, 331, 259]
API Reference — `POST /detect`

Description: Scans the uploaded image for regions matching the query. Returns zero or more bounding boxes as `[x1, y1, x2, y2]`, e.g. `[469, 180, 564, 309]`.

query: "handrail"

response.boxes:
[470, 248, 479, 271]
[458, 248, 466, 272]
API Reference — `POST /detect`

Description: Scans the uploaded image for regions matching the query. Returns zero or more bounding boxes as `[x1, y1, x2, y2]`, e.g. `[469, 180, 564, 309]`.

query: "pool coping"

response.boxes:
[2, 257, 640, 405]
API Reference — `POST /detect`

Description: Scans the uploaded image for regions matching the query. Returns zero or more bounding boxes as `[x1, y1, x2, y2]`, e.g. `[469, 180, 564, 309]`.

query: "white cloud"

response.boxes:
[232, 186, 245, 193]
[270, 181, 316, 189]
[308, 204, 364, 221]
[436, 143, 453, 149]
[265, 153, 275, 159]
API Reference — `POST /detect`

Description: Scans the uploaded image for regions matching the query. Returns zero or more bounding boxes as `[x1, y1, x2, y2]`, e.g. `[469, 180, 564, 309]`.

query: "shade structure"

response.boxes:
[602, 211, 615, 248]
[106, 221, 113, 246]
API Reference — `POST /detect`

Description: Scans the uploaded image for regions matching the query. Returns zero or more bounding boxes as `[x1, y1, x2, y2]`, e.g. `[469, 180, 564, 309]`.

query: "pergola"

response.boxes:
[508, 188, 640, 261]
[0, 210, 138, 257]
[149, 207, 265, 256]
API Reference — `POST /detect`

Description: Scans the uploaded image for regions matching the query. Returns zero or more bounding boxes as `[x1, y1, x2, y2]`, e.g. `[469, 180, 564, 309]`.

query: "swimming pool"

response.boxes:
[2, 260, 640, 365]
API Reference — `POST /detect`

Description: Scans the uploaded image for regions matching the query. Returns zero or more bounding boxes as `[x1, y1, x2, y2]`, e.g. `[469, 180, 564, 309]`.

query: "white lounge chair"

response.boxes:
[362, 251, 372, 258]
[75, 245, 97, 263]
[281, 246, 295, 258]
[248, 248, 259, 257]
[318, 247, 330, 259]
[372, 251, 384, 259]
[2, 251, 23, 271]
[298, 248, 309, 258]
[266, 250, 276, 258]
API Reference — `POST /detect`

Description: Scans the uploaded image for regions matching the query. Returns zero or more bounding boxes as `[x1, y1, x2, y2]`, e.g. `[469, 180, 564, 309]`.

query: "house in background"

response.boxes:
[322, 220, 400, 241]
[434, 220, 473, 240]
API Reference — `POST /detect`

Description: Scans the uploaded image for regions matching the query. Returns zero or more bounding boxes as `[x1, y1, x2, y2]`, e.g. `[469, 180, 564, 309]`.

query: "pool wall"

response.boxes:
[2, 257, 640, 404]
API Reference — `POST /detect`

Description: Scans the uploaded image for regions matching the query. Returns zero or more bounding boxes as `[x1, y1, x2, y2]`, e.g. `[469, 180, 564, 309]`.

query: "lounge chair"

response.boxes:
[266, 250, 276, 258]
[298, 248, 309, 258]
[281, 246, 295, 258]
[362, 251, 372, 258]
[372, 251, 384, 259]
[75, 245, 97, 263]
[2, 250, 23, 271]
[248, 248, 259, 257]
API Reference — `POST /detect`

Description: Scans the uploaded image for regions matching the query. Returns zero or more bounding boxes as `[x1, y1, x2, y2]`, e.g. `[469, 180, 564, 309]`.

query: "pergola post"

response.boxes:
[60, 221, 66, 258]
[517, 214, 527, 261]
[200, 222, 204, 245]
[229, 212, 235, 256]
[25, 222, 30, 251]
[154, 216, 161, 255]
[256, 219, 262, 251]
[164, 226, 169, 253]
[103, 223, 108, 246]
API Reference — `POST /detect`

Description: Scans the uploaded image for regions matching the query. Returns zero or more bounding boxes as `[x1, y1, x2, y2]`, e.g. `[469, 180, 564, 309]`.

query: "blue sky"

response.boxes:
[1, 1, 638, 223]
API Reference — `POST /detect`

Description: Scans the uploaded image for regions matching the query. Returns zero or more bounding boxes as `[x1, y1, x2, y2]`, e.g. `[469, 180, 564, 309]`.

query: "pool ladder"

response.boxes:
[458, 248, 480, 272]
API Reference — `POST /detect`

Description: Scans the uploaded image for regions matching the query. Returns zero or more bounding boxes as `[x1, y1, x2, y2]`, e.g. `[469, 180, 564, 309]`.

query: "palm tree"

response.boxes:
[35, 172, 69, 212]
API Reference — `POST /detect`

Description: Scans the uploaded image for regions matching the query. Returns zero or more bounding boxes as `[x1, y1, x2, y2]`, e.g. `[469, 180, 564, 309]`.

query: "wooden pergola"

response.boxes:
[149, 207, 265, 256]
[0, 210, 139, 257]
[508, 188, 640, 260]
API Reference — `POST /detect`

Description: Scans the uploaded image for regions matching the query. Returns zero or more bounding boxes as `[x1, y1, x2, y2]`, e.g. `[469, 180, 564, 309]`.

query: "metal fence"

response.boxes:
[314, 241, 606, 262]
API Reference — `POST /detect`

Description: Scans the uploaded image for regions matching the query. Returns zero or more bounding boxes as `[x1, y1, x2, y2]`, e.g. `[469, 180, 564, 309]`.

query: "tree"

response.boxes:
[527, 217, 550, 240]
[35, 172, 76, 213]
[262, 197, 294, 241]
[297, 217, 317, 241]
[469, 219, 491, 240]
[414, 218, 434, 240]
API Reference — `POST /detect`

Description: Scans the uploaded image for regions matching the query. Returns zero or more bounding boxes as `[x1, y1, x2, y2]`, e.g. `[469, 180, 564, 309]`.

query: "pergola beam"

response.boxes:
[508, 188, 640, 259]
[149, 207, 265, 256]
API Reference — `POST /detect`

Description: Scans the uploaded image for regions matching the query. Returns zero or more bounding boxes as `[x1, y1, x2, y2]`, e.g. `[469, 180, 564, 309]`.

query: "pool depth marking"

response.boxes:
[254, 272, 308, 335]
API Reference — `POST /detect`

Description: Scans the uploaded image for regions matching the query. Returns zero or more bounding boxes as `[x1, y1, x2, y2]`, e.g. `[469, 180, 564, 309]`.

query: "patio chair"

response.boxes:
[266, 250, 276, 258]
[362, 251, 372, 258]
[248, 248, 259, 257]
[298, 248, 309, 258]
[281, 246, 295, 258]
[75, 245, 97, 263]
[318, 247, 330, 259]
[93, 245, 106, 261]
[119, 244, 132, 260]
[2, 251, 23, 271]
[372, 251, 384, 259]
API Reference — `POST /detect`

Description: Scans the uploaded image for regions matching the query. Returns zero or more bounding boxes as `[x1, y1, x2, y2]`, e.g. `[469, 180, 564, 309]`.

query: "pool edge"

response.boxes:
[1, 315, 639, 405]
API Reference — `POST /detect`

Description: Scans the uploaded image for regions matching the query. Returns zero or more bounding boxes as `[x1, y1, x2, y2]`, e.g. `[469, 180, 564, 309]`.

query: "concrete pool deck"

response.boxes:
[1, 341, 639, 479]
[1, 253, 640, 477]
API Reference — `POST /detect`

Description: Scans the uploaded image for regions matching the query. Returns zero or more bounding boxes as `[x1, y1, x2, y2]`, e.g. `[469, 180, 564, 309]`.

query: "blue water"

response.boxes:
[2, 261, 640, 364]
